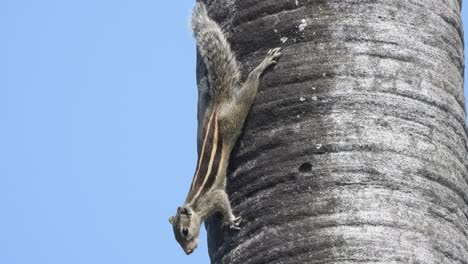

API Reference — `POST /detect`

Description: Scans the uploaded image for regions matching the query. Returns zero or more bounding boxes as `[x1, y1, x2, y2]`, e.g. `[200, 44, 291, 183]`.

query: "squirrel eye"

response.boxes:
[182, 228, 189, 236]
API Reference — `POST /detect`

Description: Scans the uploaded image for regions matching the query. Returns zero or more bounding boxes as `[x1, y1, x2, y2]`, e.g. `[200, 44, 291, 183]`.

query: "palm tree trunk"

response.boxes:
[200, 0, 468, 263]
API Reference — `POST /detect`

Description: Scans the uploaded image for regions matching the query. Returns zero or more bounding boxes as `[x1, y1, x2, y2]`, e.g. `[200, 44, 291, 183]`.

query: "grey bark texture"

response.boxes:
[197, 0, 468, 263]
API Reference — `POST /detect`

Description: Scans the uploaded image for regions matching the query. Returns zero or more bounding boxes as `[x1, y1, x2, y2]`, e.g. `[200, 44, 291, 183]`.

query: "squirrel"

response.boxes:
[168, 2, 282, 255]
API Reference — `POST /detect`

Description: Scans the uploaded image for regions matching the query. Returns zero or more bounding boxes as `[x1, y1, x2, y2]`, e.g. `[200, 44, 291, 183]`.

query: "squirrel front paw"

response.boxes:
[225, 215, 242, 230]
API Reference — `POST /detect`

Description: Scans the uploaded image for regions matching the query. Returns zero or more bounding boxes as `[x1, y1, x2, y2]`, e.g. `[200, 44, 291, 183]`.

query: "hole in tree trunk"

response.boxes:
[298, 162, 312, 173]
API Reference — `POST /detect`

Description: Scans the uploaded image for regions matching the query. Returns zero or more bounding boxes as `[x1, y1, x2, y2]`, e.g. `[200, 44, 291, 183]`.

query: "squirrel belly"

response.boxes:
[168, 2, 282, 255]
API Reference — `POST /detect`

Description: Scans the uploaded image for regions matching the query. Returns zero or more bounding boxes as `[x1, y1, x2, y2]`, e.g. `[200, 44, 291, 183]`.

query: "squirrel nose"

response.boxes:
[185, 244, 197, 255]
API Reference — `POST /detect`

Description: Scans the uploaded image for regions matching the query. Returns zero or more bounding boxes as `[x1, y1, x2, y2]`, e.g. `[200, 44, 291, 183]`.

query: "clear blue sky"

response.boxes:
[1, 1, 467, 264]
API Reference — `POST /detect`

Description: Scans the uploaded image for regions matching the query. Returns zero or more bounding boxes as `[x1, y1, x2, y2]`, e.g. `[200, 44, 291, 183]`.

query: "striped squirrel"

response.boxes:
[168, 2, 282, 255]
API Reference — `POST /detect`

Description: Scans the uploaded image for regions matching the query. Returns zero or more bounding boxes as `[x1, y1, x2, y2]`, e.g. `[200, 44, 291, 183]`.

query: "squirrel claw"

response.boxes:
[265, 48, 282, 66]
[268, 48, 282, 58]
[227, 216, 242, 230]
[229, 224, 241, 230]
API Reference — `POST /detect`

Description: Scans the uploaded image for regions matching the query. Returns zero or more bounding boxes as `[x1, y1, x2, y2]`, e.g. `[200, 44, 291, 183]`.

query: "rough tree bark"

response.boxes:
[198, 0, 468, 263]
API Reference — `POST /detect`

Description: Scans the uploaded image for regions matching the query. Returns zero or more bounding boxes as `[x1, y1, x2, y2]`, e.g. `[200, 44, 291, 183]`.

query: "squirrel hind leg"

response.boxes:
[218, 48, 282, 138]
[252, 48, 282, 77]
[234, 48, 282, 105]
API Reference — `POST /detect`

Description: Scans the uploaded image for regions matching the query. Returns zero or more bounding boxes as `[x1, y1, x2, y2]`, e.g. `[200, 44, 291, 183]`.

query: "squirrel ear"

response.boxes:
[168, 216, 176, 225]
[177, 206, 192, 215]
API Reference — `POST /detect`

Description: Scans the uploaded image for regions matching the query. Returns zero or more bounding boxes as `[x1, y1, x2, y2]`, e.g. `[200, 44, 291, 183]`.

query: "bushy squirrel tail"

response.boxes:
[191, 2, 240, 102]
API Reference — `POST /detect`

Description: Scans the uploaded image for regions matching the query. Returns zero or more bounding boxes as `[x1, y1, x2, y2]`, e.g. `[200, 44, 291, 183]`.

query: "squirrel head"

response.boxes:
[168, 205, 201, 255]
